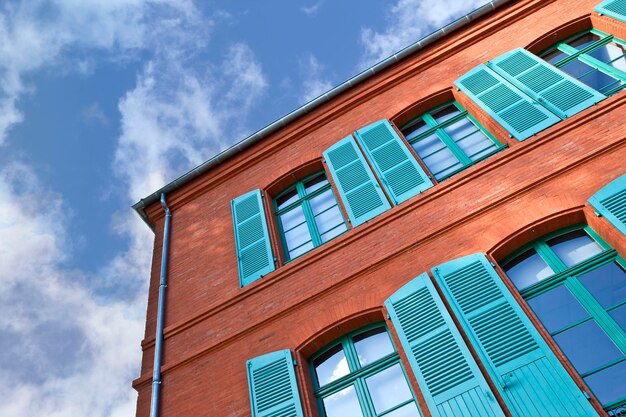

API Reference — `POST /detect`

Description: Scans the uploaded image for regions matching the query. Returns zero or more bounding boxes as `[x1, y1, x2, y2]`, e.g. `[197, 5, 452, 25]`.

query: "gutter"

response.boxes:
[133, 0, 513, 230]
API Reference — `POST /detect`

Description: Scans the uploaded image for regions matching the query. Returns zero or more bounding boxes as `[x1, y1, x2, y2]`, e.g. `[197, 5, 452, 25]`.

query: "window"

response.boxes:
[540, 29, 626, 96]
[310, 325, 420, 417]
[399, 101, 503, 181]
[501, 226, 626, 414]
[274, 171, 347, 261]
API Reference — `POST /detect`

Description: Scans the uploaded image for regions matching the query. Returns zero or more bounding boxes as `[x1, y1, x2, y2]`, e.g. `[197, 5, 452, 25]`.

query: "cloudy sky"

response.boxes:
[0, 1, 488, 415]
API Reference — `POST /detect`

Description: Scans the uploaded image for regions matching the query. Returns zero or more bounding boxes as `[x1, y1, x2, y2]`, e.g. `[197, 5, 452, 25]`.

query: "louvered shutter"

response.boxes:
[589, 173, 626, 236]
[488, 48, 605, 119]
[433, 254, 600, 417]
[232, 189, 275, 287]
[247, 350, 304, 417]
[323, 135, 391, 227]
[455, 64, 560, 141]
[354, 120, 433, 204]
[596, 0, 626, 23]
[385, 273, 505, 417]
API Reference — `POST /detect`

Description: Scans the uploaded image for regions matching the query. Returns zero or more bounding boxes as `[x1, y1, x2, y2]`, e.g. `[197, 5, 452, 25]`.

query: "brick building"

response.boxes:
[132, 0, 626, 416]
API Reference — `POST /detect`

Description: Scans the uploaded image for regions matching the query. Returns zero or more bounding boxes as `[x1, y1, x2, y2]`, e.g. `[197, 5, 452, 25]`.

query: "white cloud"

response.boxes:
[299, 53, 333, 104]
[301, 2, 323, 16]
[359, 0, 488, 68]
[81, 102, 110, 126]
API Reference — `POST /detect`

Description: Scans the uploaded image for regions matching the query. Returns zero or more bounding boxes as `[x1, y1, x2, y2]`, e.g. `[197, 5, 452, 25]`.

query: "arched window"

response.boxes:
[539, 29, 626, 96]
[399, 101, 503, 181]
[274, 171, 347, 261]
[310, 325, 420, 417]
[501, 226, 626, 413]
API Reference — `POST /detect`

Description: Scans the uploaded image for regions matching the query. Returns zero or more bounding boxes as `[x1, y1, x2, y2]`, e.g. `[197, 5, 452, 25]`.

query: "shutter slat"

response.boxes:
[247, 350, 304, 417]
[232, 189, 275, 287]
[455, 64, 560, 141]
[354, 120, 433, 204]
[433, 254, 600, 417]
[488, 48, 605, 119]
[595, 0, 626, 23]
[589, 173, 626, 236]
[324, 136, 391, 227]
[385, 273, 505, 417]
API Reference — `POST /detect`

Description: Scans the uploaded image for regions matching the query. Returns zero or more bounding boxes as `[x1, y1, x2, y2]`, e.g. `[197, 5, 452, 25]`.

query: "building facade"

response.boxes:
[132, 0, 626, 416]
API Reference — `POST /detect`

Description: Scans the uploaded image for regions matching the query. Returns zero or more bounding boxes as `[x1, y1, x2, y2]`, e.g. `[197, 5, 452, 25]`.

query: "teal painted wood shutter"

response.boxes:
[432, 253, 600, 417]
[385, 273, 505, 417]
[595, 0, 626, 23]
[354, 120, 433, 204]
[231, 189, 275, 287]
[455, 64, 560, 141]
[323, 135, 391, 227]
[247, 349, 304, 417]
[589, 173, 626, 236]
[488, 48, 605, 119]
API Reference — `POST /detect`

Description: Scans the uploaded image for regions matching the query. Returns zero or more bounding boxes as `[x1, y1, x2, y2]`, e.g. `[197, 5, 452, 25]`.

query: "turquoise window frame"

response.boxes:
[539, 29, 626, 96]
[501, 225, 626, 412]
[399, 101, 504, 181]
[273, 171, 347, 262]
[309, 323, 420, 417]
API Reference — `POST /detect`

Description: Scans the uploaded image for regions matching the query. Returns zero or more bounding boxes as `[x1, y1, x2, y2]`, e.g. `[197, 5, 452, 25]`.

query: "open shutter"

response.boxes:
[247, 349, 304, 417]
[595, 0, 626, 23]
[323, 135, 391, 227]
[455, 64, 560, 141]
[589, 173, 626, 236]
[433, 254, 600, 417]
[232, 189, 275, 287]
[354, 120, 433, 204]
[385, 273, 505, 417]
[488, 48, 605, 119]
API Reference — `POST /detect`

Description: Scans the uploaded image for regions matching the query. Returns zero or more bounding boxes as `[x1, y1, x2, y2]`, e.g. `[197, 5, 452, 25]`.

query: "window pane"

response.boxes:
[403, 119, 430, 141]
[276, 187, 299, 210]
[310, 189, 338, 216]
[583, 360, 626, 406]
[289, 241, 314, 259]
[322, 385, 364, 417]
[284, 222, 312, 251]
[412, 134, 460, 180]
[314, 206, 344, 235]
[443, 117, 477, 142]
[365, 364, 413, 414]
[454, 130, 497, 162]
[547, 230, 603, 267]
[561, 58, 596, 79]
[553, 320, 623, 374]
[304, 173, 329, 195]
[320, 223, 347, 243]
[527, 286, 589, 333]
[353, 327, 395, 367]
[504, 249, 554, 291]
[578, 68, 622, 93]
[381, 402, 420, 417]
[279, 205, 306, 232]
[568, 32, 602, 50]
[313, 344, 349, 387]
[579, 262, 626, 308]
[541, 48, 569, 64]
[610, 304, 626, 332]
[588, 41, 626, 69]
[431, 104, 461, 124]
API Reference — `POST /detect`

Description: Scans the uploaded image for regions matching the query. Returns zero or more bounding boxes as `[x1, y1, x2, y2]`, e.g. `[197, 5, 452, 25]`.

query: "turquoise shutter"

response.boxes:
[433, 254, 600, 417]
[385, 273, 505, 417]
[247, 349, 304, 417]
[595, 0, 626, 23]
[488, 48, 605, 119]
[455, 64, 560, 141]
[323, 135, 391, 227]
[354, 120, 433, 204]
[231, 189, 275, 287]
[589, 173, 626, 236]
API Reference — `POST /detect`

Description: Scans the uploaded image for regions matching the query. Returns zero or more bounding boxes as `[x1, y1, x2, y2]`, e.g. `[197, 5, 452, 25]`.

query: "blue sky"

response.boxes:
[0, 1, 487, 415]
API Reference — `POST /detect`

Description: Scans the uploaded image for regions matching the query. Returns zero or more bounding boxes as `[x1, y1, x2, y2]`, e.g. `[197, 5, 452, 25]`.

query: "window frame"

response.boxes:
[539, 28, 626, 96]
[501, 225, 626, 411]
[273, 171, 347, 262]
[308, 323, 420, 417]
[399, 101, 504, 181]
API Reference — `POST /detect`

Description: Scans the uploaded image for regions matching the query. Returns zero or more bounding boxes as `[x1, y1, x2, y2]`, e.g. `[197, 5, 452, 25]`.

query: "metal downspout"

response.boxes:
[150, 193, 171, 417]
